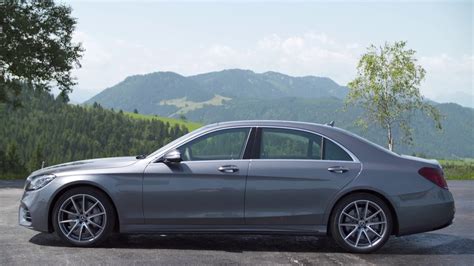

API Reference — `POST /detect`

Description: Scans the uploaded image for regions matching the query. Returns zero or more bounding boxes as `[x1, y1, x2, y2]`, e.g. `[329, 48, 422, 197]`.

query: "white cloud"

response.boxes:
[70, 30, 473, 107]
[419, 54, 473, 106]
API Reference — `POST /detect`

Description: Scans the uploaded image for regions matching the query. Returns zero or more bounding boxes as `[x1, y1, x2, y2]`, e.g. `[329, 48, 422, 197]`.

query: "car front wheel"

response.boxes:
[52, 187, 115, 246]
[330, 193, 392, 253]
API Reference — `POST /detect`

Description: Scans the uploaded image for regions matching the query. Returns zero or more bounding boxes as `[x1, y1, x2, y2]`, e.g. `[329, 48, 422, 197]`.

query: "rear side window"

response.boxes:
[258, 128, 353, 161]
[323, 138, 352, 161]
[260, 128, 322, 160]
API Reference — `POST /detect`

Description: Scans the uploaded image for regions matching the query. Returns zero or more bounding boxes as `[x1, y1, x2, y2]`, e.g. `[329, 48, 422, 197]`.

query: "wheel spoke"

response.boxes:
[60, 209, 78, 216]
[59, 219, 77, 224]
[344, 227, 359, 240]
[342, 211, 358, 221]
[67, 221, 79, 236]
[367, 221, 386, 226]
[88, 212, 105, 219]
[88, 220, 103, 229]
[78, 224, 84, 241]
[364, 201, 369, 219]
[85, 202, 99, 215]
[367, 225, 382, 237]
[355, 230, 363, 247]
[84, 223, 95, 237]
[339, 223, 358, 227]
[82, 195, 86, 213]
[363, 229, 372, 246]
[366, 210, 381, 220]
[70, 197, 81, 214]
[354, 202, 361, 219]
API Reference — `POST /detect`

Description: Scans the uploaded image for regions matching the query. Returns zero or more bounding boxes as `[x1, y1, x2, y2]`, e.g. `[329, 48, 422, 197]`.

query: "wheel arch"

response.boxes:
[326, 188, 399, 236]
[47, 181, 120, 233]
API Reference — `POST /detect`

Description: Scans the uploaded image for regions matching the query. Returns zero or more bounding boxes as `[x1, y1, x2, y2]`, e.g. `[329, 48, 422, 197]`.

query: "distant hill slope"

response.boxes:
[85, 69, 474, 158]
[190, 69, 348, 99]
[85, 69, 348, 116]
[0, 88, 191, 177]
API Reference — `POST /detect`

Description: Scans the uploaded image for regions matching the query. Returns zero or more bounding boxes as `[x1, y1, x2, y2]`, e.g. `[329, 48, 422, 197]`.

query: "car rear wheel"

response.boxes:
[52, 187, 115, 246]
[330, 193, 392, 253]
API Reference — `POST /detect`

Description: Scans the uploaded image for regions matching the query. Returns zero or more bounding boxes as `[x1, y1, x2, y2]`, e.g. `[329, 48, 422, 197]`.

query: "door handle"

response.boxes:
[218, 165, 239, 173]
[328, 166, 349, 174]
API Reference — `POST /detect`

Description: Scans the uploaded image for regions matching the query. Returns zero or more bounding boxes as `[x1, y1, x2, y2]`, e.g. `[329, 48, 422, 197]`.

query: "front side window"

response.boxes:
[260, 128, 322, 160]
[178, 128, 250, 161]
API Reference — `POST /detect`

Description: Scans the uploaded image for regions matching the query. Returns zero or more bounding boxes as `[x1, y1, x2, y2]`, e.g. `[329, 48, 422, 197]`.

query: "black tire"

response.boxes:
[329, 192, 392, 253]
[52, 187, 116, 247]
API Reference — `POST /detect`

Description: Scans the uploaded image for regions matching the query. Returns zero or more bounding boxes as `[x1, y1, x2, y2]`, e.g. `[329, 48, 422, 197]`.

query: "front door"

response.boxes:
[143, 127, 252, 225]
[245, 127, 361, 226]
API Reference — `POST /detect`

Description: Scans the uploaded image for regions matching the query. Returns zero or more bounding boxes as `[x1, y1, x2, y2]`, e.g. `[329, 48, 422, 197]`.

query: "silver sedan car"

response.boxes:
[19, 120, 455, 253]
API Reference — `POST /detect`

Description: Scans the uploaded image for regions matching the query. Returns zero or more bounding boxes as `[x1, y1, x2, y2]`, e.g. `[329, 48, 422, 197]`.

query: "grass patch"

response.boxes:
[159, 94, 231, 115]
[125, 112, 202, 131]
[439, 159, 474, 180]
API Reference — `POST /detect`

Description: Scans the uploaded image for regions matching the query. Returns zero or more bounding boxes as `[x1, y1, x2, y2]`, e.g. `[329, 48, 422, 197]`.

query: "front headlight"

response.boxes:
[26, 174, 56, 191]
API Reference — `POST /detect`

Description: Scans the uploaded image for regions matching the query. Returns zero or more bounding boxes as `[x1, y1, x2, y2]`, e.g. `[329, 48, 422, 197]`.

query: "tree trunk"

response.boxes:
[387, 123, 394, 151]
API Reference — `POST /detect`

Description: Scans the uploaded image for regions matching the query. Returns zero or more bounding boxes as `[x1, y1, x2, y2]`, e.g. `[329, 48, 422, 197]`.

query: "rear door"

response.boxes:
[245, 127, 361, 225]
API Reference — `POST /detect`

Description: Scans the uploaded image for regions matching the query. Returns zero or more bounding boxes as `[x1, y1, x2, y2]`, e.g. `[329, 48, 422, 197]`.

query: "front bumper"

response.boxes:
[18, 184, 56, 232]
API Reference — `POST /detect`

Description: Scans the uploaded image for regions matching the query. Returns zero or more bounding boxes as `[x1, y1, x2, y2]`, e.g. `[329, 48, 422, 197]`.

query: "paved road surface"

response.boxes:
[1, 180, 473, 265]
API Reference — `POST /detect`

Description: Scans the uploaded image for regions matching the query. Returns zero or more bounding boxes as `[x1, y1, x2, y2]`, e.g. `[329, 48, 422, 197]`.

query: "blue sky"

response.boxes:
[65, 0, 473, 107]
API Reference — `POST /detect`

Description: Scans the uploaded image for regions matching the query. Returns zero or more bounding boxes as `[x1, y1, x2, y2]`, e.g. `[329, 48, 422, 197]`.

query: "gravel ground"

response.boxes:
[0, 180, 473, 265]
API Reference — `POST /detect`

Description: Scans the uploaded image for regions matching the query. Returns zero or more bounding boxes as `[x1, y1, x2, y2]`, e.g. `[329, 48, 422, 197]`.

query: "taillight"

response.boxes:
[418, 167, 448, 189]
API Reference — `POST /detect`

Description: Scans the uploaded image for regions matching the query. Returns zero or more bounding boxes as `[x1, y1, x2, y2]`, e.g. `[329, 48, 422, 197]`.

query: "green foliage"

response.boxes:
[440, 160, 474, 180]
[0, 87, 189, 178]
[347, 41, 441, 151]
[0, 0, 83, 106]
[124, 112, 201, 131]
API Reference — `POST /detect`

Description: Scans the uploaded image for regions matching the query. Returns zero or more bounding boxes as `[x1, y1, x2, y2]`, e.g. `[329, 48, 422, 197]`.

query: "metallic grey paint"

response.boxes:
[19, 120, 455, 241]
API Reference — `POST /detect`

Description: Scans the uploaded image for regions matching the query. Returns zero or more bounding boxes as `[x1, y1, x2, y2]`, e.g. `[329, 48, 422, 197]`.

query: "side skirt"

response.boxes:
[120, 224, 327, 236]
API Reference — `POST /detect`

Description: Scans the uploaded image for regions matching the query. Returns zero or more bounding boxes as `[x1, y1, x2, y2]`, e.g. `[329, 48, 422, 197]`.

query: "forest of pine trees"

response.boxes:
[0, 87, 189, 178]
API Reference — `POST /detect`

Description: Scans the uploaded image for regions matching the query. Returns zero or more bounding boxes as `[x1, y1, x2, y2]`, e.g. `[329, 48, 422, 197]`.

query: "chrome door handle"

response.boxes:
[218, 165, 239, 173]
[328, 166, 348, 174]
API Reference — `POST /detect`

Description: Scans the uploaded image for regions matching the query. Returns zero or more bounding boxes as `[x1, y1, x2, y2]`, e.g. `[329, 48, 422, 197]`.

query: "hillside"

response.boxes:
[85, 69, 349, 117]
[85, 69, 474, 159]
[0, 88, 191, 178]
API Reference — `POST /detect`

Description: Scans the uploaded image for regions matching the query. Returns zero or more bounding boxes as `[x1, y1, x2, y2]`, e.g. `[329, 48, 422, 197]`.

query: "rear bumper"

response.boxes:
[395, 187, 455, 236]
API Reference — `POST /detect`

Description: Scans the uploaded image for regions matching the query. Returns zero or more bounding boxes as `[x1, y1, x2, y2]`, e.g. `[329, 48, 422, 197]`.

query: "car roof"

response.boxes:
[204, 120, 331, 130]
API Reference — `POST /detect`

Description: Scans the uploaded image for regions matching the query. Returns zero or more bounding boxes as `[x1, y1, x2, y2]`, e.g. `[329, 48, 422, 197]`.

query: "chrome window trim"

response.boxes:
[148, 124, 360, 164]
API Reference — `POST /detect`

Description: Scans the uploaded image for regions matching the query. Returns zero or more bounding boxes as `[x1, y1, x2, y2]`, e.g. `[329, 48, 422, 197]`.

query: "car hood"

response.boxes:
[29, 156, 139, 177]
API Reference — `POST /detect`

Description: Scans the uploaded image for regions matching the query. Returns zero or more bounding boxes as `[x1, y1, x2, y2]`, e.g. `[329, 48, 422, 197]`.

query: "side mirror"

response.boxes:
[162, 149, 182, 163]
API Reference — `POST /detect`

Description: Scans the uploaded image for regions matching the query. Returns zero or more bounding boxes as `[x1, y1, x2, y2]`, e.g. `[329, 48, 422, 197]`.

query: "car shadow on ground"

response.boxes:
[29, 232, 474, 255]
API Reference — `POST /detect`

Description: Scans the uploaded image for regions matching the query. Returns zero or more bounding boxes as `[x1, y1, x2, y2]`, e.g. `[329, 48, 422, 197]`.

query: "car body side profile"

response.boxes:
[19, 120, 455, 253]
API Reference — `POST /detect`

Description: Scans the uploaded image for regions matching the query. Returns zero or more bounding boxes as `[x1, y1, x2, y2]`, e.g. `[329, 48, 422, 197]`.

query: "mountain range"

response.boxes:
[85, 69, 474, 159]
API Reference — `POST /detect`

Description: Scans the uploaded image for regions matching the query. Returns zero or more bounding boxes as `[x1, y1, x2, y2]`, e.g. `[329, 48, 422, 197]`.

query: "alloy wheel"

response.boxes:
[337, 200, 388, 249]
[57, 194, 107, 243]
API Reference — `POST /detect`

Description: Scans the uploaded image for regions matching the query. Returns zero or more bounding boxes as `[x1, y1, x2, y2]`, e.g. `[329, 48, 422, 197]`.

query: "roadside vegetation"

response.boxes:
[0, 88, 191, 180]
[440, 159, 474, 180]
